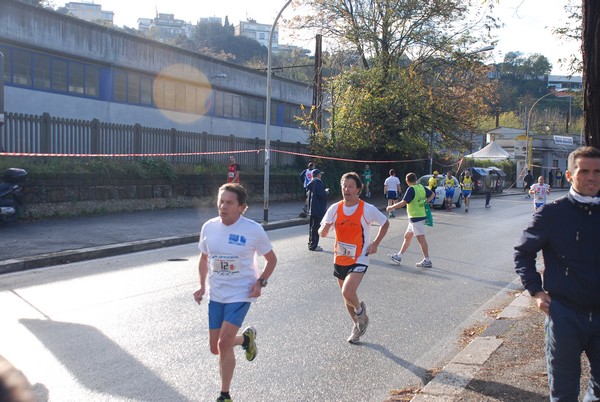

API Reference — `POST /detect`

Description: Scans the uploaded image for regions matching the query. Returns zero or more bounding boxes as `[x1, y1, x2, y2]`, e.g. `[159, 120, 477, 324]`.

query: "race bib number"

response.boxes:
[228, 172, 235, 178]
[337, 241, 357, 259]
[210, 255, 240, 275]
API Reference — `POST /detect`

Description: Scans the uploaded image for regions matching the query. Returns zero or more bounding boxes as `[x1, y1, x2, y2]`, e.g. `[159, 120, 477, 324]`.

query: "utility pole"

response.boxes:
[0, 51, 4, 152]
[311, 34, 323, 135]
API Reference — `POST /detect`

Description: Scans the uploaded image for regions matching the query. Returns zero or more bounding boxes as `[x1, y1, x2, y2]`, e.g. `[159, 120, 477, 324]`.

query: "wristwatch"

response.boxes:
[257, 278, 268, 287]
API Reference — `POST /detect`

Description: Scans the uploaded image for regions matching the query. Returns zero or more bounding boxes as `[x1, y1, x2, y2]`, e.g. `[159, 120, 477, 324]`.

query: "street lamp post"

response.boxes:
[525, 88, 569, 171]
[428, 45, 494, 173]
[264, 0, 292, 223]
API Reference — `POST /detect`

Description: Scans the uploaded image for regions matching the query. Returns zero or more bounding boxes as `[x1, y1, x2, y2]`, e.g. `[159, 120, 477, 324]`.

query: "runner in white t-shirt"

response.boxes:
[193, 183, 277, 402]
[529, 175, 551, 211]
[384, 169, 402, 218]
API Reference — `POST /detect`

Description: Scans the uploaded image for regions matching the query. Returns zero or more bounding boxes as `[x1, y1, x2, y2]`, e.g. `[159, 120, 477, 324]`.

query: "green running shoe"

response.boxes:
[242, 326, 257, 361]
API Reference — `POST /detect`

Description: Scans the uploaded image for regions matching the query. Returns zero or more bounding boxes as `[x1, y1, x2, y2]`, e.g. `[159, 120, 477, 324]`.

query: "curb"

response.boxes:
[0, 217, 308, 274]
[410, 291, 533, 401]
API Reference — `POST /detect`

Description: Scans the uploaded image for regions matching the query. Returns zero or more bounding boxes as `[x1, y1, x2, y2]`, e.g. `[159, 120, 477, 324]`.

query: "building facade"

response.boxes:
[64, 1, 114, 25]
[487, 127, 583, 188]
[235, 19, 277, 48]
[0, 0, 312, 145]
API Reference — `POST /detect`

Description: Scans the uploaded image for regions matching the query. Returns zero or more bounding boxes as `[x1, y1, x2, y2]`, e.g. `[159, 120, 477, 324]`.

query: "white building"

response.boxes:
[64, 1, 113, 25]
[137, 13, 189, 41]
[486, 127, 582, 188]
[235, 19, 276, 48]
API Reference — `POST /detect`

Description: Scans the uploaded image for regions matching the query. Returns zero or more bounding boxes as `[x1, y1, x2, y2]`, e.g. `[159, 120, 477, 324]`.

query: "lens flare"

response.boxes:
[152, 64, 213, 124]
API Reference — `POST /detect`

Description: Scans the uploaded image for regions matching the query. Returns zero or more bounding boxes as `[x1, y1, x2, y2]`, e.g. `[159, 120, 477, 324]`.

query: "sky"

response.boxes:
[85, 0, 580, 76]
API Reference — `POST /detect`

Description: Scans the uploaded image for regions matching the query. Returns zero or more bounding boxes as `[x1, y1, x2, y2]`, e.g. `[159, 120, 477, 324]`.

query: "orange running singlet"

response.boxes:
[334, 200, 365, 266]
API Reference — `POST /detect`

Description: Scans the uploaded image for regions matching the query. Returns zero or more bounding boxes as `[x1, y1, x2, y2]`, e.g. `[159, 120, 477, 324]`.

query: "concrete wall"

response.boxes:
[22, 173, 305, 206]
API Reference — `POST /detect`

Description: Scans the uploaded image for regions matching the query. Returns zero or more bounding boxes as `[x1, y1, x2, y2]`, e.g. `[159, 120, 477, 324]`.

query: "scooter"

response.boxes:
[0, 168, 27, 223]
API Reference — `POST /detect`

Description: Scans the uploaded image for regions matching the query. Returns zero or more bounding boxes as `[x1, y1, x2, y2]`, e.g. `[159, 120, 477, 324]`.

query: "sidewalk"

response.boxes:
[0, 199, 312, 274]
[1, 188, 555, 401]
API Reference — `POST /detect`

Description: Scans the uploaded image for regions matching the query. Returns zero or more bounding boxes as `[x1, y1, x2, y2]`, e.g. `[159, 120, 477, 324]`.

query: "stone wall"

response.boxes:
[21, 174, 305, 218]
[23, 174, 305, 204]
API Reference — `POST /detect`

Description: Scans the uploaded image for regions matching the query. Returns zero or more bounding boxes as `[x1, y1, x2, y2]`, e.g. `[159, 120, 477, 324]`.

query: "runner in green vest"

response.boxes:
[386, 172, 435, 268]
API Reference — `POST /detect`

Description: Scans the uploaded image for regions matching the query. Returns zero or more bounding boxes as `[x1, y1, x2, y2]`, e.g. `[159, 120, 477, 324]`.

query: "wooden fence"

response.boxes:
[0, 112, 308, 169]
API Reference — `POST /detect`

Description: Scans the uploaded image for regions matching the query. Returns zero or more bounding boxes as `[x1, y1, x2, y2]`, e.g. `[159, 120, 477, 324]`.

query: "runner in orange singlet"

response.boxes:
[319, 172, 389, 344]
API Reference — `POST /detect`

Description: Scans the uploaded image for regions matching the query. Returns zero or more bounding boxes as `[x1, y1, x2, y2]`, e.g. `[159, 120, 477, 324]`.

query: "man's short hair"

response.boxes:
[568, 146, 600, 172]
[405, 172, 417, 183]
[389, 169, 395, 176]
[341, 172, 363, 191]
[219, 183, 248, 206]
[308, 162, 315, 169]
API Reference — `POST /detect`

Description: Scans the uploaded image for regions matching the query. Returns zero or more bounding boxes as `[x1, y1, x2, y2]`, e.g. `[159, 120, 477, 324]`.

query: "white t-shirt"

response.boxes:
[198, 216, 273, 303]
[531, 183, 550, 204]
[384, 176, 401, 192]
[303, 169, 314, 188]
[321, 201, 388, 266]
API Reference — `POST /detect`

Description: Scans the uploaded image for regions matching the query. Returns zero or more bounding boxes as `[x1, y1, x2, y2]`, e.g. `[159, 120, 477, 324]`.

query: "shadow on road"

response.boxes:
[20, 318, 189, 402]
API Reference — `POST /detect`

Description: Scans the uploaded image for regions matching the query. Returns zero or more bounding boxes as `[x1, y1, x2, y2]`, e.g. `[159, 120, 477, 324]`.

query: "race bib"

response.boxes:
[228, 172, 235, 178]
[210, 255, 240, 275]
[337, 241, 357, 259]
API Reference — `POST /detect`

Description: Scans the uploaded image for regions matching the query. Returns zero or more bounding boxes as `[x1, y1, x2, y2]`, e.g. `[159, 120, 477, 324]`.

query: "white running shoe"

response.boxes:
[416, 259, 433, 268]
[389, 254, 402, 264]
[355, 301, 369, 336]
[347, 323, 361, 344]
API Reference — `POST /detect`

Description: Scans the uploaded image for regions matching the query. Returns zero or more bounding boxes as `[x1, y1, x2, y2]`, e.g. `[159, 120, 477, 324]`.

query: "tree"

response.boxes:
[300, 59, 495, 165]
[583, 0, 600, 148]
[170, 20, 267, 65]
[553, 0, 583, 74]
[290, 0, 496, 74]
[291, 0, 496, 166]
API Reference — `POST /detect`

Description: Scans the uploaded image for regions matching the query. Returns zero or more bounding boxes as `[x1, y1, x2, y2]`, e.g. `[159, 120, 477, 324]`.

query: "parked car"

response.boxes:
[417, 174, 462, 209]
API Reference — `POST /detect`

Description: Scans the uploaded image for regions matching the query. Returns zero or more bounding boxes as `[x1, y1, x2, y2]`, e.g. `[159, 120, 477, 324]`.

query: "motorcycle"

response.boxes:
[0, 168, 27, 223]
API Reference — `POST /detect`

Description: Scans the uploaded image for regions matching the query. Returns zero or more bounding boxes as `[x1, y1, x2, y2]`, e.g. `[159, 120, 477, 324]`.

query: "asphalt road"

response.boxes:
[0, 192, 562, 402]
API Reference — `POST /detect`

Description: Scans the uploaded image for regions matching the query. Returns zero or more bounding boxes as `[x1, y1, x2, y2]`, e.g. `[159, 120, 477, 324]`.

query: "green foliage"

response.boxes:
[478, 111, 524, 131]
[174, 20, 267, 65]
[0, 157, 177, 179]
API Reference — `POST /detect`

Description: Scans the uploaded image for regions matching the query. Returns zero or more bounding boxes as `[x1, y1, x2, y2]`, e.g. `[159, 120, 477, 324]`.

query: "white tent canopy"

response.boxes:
[465, 141, 511, 160]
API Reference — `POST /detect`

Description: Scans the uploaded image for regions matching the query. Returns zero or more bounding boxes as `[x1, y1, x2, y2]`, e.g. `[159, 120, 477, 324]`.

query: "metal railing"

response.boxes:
[1, 112, 307, 169]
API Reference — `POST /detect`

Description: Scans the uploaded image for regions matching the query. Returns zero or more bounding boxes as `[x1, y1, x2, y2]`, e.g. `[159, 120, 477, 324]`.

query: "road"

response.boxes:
[0, 193, 558, 401]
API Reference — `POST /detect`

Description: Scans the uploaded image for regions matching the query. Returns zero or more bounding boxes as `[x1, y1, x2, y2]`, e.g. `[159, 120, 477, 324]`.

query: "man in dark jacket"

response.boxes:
[514, 146, 600, 401]
[307, 169, 328, 251]
[523, 169, 534, 198]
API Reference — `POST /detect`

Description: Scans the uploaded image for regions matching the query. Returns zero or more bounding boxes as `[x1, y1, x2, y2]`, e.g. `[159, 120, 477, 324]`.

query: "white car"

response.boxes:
[417, 174, 463, 209]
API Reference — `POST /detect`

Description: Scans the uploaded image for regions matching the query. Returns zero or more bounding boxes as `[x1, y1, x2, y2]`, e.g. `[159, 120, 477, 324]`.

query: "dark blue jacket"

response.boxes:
[514, 192, 600, 312]
[307, 178, 328, 217]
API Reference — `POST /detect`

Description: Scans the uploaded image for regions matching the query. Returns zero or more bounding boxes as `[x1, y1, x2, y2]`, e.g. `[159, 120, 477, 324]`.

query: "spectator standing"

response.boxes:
[307, 169, 328, 251]
[556, 169, 563, 188]
[514, 146, 600, 402]
[193, 183, 277, 402]
[319, 172, 389, 344]
[299, 162, 316, 215]
[484, 170, 496, 208]
[362, 164, 373, 198]
[428, 171, 439, 191]
[384, 169, 401, 218]
[524, 170, 534, 198]
[428, 171, 439, 204]
[387, 172, 435, 268]
[529, 175, 551, 211]
[227, 155, 240, 183]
